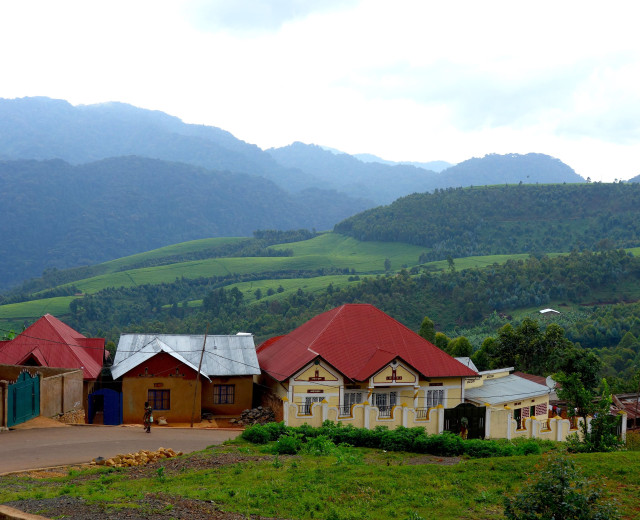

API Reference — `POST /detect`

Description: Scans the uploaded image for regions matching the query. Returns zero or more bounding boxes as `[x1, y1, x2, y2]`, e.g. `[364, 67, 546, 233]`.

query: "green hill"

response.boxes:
[0, 157, 371, 288]
[335, 183, 640, 260]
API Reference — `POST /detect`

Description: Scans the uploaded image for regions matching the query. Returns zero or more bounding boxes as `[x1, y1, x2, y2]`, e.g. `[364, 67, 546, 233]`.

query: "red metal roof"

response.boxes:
[0, 314, 104, 380]
[257, 304, 478, 382]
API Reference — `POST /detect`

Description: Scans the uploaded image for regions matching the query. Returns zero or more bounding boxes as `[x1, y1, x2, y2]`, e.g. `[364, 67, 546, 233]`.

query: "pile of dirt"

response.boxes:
[55, 408, 86, 424]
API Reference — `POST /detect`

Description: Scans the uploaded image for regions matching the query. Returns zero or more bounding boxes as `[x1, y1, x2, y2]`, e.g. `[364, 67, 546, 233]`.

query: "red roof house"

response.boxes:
[257, 304, 478, 429]
[0, 314, 104, 380]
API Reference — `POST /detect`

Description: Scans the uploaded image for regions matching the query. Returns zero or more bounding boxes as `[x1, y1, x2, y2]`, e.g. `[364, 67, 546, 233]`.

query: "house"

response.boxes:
[256, 304, 592, 441]
[0, 314, 105, 415]
[110, 333, 260, 424]
[257, 304, 482, 435]
[465, 368, 553, 438]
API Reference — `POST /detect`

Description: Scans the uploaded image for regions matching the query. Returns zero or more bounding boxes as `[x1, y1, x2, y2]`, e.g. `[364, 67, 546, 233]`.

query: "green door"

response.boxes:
[8, 371, 40, 427]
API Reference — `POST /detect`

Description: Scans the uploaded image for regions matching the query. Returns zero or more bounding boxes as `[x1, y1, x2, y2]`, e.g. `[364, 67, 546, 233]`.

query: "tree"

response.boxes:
[384, 258, 391, 272]
[434, 332, 450, 351]
[447, 336, 472, 357]
[504, 454, 619, 520]
[418, 316, 435, 342]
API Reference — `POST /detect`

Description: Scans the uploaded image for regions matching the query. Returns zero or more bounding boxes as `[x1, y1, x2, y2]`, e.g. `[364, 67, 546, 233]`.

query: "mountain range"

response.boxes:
[0, 96, 587, 288]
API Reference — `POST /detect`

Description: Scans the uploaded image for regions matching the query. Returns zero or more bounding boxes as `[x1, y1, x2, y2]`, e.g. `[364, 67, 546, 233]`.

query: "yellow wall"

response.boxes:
[122, 376, 200, 424]
[201, 376, 253, 415]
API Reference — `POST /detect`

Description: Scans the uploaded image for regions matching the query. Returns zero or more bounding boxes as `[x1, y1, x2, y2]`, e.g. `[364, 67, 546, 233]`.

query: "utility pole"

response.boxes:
[190, 324, 208, 428]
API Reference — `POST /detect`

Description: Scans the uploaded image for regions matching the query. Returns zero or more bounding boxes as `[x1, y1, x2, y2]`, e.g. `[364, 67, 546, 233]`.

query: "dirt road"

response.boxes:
[0, 424, 242, 474]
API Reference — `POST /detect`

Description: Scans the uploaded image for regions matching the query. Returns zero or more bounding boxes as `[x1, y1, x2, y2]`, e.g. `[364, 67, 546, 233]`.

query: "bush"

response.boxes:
[504, 454, 620, 519]
[241, 424, 271, 444]
[262, 421, 289, 441]
[273, 433, 302, 455]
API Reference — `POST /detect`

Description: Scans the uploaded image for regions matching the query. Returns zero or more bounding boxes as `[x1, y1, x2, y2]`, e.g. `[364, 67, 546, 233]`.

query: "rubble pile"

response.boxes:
[92, 447, 182, 468]
[55, 409, 86, 424]
[229, 406, 276, 426]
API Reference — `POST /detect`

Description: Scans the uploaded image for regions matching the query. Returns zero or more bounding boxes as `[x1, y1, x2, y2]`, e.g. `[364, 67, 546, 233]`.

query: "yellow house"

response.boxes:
[257, 304, 482, 436]
[110, 333, 260, 424]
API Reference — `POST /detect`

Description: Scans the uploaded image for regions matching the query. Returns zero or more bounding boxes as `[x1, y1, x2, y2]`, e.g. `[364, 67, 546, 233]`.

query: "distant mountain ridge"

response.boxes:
[0, 156, 371, 288]
[269, 143, 585, 203]
[1, 97, 584, 206]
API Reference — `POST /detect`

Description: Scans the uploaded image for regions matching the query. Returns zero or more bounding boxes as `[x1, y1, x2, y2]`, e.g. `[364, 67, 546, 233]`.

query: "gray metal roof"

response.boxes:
[455, 357, 479, 372]
[111, 333, 260, 380]
[465, 374, 550, 406]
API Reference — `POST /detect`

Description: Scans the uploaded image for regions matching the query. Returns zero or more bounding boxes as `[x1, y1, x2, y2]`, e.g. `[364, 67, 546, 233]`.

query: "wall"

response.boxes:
[201, 376, 254, 415]
[0, 365, 84, 427]
[40, 370, 83, 418]
[122, 376, 200, 424]
[283, 399, 444, 434]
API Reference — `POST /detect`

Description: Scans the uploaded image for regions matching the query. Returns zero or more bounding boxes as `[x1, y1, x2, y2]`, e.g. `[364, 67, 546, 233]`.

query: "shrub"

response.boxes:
[262, 421, 288, 441]
[241, 424, 270, 444]
[504, 454, 620, 519]
[273, 433, 302, 455]
[302, 435, 335, 456]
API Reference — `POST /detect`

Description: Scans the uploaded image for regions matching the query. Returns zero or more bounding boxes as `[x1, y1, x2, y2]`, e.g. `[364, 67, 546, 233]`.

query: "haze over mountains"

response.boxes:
[0, 96, 587, 288]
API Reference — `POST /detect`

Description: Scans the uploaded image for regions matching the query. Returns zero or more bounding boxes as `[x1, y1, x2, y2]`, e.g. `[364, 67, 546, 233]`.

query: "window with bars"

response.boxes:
[148, 389, 170, 410]
[213, 384, 235, 404]
[425, 389, 444, 408]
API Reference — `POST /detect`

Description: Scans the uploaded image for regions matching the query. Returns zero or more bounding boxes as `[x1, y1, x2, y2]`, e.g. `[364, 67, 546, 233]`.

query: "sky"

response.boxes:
[1, 0, 639, 181]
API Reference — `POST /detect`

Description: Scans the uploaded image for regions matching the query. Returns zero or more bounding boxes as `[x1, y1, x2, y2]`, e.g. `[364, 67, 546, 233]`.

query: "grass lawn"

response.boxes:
[1, 442, 638, 520]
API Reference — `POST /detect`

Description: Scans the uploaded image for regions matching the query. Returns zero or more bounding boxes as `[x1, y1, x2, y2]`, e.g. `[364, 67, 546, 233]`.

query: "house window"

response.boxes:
[148, 389, 170, 410]
[426, 389, 445, 408]
[373, 392, 397, 417]
[214, 384, 235, 404]
[302, 396, 323, 415]
[341, 391, 363, 415]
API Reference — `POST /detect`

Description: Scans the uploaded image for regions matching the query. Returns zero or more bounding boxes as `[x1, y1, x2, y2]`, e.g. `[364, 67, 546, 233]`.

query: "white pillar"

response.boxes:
[402, 405, 408, 427]
[507, 413, 512, 440]
[437, 405, 444, 434]
[484, 406, 491, 439]
[364, 402, 371, 430]
[620, 412, 627, 443]
[321, 401, 328, 423]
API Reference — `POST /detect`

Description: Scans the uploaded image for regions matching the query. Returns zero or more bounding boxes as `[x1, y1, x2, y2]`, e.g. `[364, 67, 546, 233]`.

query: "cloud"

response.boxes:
[183, 0, 359, 34]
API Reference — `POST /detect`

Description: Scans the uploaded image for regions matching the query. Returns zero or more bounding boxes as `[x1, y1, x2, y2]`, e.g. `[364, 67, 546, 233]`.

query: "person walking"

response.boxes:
[143, 401, 153, 433]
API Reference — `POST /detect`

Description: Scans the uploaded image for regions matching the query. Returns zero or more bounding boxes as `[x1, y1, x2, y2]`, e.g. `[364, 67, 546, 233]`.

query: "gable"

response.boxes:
[371, 360, 418, 386]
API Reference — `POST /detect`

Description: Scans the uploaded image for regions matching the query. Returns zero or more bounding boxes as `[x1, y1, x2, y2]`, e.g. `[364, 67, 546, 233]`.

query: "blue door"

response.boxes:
[8, 371, 40, 427]
[88, 388, 122, 425]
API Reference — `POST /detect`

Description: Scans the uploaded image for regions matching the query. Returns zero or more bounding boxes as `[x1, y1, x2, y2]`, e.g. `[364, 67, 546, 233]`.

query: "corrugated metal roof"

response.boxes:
[465, 374, 550, 405]
[455, 357, 479, 372]
[111, 333, 260, 380]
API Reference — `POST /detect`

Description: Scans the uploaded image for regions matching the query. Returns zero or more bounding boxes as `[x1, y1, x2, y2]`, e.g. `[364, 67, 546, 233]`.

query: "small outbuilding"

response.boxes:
[110, 333, 260, 424]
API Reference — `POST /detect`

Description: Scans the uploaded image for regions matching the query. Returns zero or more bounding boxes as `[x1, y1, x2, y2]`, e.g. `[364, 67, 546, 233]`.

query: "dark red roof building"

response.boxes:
[0, 314, 104, 380]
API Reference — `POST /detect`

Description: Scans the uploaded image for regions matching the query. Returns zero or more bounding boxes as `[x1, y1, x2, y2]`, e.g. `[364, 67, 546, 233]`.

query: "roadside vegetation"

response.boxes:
[1, 436, 638, 520]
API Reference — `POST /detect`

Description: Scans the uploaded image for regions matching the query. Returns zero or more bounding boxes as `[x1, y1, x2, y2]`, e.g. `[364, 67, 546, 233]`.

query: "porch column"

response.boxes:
[321, 400, 328, 423]
[506, 412, 512, 440]
[402, 403, 408, 427]
[484, 404, 491, 438]
[620, 412, 627, 442]
[437, 405, 444, 434]
[531, 418, 537, 438]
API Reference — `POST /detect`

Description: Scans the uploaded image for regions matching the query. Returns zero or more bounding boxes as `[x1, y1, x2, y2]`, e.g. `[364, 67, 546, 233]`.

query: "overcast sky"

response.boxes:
[1, 0, 639, 181]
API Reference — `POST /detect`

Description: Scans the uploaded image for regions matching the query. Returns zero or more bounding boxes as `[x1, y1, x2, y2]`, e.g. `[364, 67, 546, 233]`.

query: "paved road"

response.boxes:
[0, 425, 242, 474]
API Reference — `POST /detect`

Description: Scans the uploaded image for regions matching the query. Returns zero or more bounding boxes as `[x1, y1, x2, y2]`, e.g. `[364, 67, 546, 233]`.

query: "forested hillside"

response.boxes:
[335, 183, 640, 259]
[0, 157, 370, 288]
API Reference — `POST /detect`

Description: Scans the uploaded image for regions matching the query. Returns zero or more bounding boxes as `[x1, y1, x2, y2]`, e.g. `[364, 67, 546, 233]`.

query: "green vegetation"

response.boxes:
[0, 443, 637, 520]
[335, 183, 640, 261]
[242, 422, 550, 459]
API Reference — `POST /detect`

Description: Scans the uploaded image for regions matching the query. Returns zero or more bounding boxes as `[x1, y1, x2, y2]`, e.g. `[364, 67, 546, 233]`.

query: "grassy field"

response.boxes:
[1, 232, 632, 324]
[0, 441, 637, 520]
